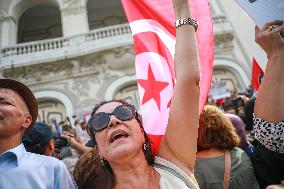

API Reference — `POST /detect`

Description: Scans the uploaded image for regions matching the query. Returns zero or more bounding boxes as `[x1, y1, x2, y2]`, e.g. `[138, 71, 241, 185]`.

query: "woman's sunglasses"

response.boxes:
[88, 104, 136, 132]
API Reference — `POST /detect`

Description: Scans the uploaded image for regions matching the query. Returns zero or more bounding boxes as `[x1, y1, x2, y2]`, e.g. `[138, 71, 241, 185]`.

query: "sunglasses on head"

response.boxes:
[88, 104, 136, 132]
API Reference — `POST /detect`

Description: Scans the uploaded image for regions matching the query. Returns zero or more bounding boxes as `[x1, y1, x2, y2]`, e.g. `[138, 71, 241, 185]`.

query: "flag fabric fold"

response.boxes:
[121, 0, 214, 154]
[251, 57, 264, 91]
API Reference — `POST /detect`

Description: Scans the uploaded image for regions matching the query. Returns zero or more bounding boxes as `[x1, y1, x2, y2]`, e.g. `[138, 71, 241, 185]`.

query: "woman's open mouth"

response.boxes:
[110, 130, 129, 143]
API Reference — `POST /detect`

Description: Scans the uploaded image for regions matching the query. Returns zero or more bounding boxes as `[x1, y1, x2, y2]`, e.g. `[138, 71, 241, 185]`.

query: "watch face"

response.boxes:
[175, 19, 181, 28]
[175, 18, 198, 30]
[175, 20, 178, 28]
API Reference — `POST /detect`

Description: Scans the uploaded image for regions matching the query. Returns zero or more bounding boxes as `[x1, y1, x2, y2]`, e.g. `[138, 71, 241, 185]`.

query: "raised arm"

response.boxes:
[254, 20, 284, 122]
[158, 0, 199, 171]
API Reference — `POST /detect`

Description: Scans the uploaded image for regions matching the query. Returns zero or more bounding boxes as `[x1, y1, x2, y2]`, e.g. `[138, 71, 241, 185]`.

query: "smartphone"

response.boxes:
[232, 97, 244, 107]
[222, 97, 244, 111]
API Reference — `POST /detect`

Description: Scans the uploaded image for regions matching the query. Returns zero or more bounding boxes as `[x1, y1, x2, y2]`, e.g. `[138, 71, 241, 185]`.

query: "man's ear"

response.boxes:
[48, 140, 55, 156]
[22, 114, 32, 129]
[44, 140, 55, 156]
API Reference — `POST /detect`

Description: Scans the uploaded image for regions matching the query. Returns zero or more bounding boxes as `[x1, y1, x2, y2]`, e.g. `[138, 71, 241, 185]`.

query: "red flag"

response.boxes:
[251, 57, 264, 91]
[121, 0, 214, 155]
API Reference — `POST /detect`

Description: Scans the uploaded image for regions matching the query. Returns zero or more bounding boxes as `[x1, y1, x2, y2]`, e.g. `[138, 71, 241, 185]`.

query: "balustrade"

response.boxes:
[1, 37, 70, 58]
[0, 24, 132, 68]
[213, 15, 227, 24]
[213, 15, 234, 49]
[85, 23, 131, 41]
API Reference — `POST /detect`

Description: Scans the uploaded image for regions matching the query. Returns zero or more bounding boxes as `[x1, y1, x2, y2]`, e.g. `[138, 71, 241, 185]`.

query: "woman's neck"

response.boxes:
[197, 148, 226, 158]
[111, 155, 160, 189]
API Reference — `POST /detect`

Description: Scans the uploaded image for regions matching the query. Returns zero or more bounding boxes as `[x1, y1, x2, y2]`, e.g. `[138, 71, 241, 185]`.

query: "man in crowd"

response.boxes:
[22, 122, 55, 156]
[0, 79, 75, 189]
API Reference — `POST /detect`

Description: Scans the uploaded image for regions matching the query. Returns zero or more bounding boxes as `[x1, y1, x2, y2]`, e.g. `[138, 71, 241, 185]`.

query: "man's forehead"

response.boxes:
[0, 88, 26, 105]
[0, 87, 19, 95]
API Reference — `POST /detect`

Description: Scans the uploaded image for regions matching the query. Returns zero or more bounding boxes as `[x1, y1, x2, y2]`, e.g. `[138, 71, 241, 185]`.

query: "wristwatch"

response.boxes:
[175, 18, 198, 31]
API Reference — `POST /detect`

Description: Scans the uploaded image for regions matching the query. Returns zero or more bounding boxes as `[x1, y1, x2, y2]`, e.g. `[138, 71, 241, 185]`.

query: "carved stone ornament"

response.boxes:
[112, 45, 134, 59]
[0, 10, 7, 20]
[2, 60, 74, 84]
[214, 32, 234, 49]
[61, 0, 85, 14]
[107, 46, 135, 70]
[82, 47, 134, 79]
[71, 77, 92, 98]
[62, 0, 81, 9]
[1, 45, 132, 82]
[213, 15, 234, 50]
[0, 10, 15, 22]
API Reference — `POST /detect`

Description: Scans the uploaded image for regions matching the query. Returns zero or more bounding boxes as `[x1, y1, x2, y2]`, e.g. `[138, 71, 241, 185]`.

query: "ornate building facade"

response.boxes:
[0, 0, 266, 122]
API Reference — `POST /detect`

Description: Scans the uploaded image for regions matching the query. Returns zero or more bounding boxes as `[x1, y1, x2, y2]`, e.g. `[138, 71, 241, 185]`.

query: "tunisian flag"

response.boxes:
[251, 57, 264, 91]
[121, 0, 214, 154]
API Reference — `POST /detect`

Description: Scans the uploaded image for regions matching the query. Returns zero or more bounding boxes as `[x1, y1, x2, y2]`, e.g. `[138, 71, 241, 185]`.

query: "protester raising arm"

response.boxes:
[83, 1, 200, 188]
[253, 20, 284, 153]
[254, 20, 284, 123]
[251, 20, 284, 188]
[159, 0, 199, 172]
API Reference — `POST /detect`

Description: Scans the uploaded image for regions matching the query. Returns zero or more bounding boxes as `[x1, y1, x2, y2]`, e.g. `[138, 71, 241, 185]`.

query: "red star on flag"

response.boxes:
[137, 64, 169, 110]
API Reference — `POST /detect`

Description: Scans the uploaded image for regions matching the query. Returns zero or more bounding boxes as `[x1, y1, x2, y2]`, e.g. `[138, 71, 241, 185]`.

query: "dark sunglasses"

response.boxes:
[88, 104, 136, 132]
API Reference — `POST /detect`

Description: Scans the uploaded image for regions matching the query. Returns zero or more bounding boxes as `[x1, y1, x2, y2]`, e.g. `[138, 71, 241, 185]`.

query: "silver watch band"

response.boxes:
[175, 18, 198, 31]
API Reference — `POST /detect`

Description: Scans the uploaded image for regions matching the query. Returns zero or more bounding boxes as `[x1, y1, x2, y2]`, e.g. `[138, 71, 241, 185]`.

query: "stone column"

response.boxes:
[60, 0, 89, 37]
[0, 10, 17, 47]
[210, 0, 223, 16]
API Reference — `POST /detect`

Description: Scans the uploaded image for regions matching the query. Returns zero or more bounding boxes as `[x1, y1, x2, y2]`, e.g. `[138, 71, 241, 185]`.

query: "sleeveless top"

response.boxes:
[154, 156, 200, 189]
[195, 147, 259, 189]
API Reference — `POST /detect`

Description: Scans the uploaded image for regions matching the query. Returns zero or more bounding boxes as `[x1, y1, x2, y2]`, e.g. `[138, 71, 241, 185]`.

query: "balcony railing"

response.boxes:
[0, 23, 132, 69]
[0, 18, 234, 68]
[213, 15, 233, 34]
[85, 24, 131, 41]
[1, 38, 70, 58]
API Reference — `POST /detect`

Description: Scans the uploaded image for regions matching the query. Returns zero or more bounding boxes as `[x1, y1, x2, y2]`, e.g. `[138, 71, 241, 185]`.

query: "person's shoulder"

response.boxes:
[231, 147, 247, 155]
[25, 152, 63, 167]
[231, 147, 252, 166]
[231, 147, 251, 162]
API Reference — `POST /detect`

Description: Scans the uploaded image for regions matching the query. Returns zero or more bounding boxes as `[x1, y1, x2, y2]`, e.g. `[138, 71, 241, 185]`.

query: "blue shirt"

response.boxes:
[0, 144, 75, 189]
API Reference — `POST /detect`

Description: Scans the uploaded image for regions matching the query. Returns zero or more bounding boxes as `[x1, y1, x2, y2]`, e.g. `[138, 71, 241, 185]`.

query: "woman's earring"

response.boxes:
[100, 157, 106, 167]
[143, 143, 148, 151]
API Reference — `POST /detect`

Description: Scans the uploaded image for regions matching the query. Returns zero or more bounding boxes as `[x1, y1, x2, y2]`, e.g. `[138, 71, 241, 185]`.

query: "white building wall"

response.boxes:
[215, 0, 267, 69]
[0, 0, 270, 119]
[60, 0, 89, 36]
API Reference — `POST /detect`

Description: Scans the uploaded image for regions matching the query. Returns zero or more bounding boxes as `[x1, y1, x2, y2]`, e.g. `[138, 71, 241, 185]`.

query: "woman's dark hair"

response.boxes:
[25, 142, 49, 155]
[86, 99, 154, 183]
[73, 148, 114, 189]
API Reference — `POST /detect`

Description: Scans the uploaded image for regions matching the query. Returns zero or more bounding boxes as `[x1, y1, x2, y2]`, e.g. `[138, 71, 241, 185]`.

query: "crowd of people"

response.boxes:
[0, 0, 283, 188]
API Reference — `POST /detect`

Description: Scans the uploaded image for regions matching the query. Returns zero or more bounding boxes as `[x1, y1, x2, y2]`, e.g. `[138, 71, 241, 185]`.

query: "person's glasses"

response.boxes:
[88, 104, 136, 132]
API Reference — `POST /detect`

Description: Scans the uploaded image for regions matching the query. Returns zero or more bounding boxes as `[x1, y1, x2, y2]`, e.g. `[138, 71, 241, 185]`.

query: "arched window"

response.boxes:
[114, 84, 140, 110]
[87, 0, 127, 30]
[209, 68, 244, 102]
[17, 5, 62, 43]
[212, 68, 242, 93]
[37, 99, 67, 124]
